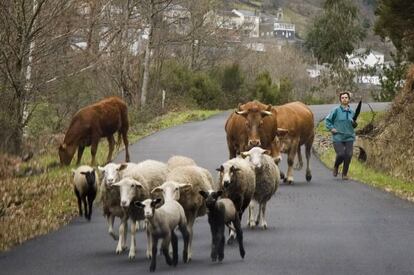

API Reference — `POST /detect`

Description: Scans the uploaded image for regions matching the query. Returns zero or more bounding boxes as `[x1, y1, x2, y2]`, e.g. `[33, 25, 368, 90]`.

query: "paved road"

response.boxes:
[2, 102, 414, 275]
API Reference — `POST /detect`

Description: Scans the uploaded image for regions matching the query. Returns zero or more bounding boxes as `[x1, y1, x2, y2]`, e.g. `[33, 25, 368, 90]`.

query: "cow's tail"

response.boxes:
[116, 131, 122, 150]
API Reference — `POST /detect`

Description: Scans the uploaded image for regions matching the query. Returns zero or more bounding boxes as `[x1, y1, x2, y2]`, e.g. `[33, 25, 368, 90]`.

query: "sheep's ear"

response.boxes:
[230, 165, 240, 173]
[71, 169, 76, 176]
[98, 166, 105, 173]
[199, 190, 208, 198]
[118, 163, 128, 171]
[178, 183, 192, 191]
[112, 182, 121, 187]
[240, 152, 249, 158]
[134, 201, 144, 208]
[263, 150, 271, 155]
[216, 165, 224, 172]
[216, 190, 223, 197]
[151, 198, 162, 207]
[151, 186, 163, 194]
[80, 171, 87, 175]
[132, 181, 143, 189]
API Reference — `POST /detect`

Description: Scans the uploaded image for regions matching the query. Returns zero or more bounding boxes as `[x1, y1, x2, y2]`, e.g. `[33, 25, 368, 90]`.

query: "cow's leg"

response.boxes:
[295, 145, 303, 170]
[121, 130, 130, 163]
[305, 138, 313, 182]
[286, 140, 299, 184]
[90, 139, 99, 166]
[106, 135, 115, 164]
[76, 145, 85, 165]
[227, 138, 237, 159]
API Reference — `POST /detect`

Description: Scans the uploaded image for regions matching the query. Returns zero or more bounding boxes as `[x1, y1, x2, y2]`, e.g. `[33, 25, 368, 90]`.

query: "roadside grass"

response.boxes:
[315, 111, 414, 202]
[0, 109, 220, 251]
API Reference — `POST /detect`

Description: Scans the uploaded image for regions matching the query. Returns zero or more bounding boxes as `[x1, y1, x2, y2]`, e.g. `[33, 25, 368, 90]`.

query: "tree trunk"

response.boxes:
[140, 24, 152, 109]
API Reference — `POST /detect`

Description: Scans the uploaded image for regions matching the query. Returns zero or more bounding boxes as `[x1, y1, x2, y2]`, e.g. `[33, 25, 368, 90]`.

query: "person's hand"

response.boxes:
[331, 128, 337, 134]
[352, 121, 358, 128]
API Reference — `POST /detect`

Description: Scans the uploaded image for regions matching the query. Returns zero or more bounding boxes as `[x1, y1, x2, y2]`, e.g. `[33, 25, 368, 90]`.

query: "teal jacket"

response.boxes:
[325, 105, 356, 142]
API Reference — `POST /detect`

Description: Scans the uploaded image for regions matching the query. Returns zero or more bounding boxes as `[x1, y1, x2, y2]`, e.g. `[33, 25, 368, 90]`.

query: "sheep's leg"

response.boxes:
[218, 223, 226, 262]
[261, 202, 268, 229]
[81, 196, 88, 220]
[146, 226, 152, 259]
[171, 231, 178, 266]
[128, 219, 137, 260]
[86, 194, 95, 221]
[122, 219, 128, 251]
[106, 135, 115, 164]
[248, 201, 256, 228]
[255, 202, 262, 226]
[150, 236, 158, 272]
[116, 219, 127, 254]
[76, 145, 85, 165]
[186, 216, 195, 262]
[233, 215, 245, 259]
[107, 215, 118, 240]
[162, 233, 173, 266]
[178, 223, 190, 263]
[74, 188, 82, 217]
[210, 225, 218, 262]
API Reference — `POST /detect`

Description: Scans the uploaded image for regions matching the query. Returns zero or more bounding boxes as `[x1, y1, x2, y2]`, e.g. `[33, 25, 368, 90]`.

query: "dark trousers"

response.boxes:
[333, 141, 354, 175]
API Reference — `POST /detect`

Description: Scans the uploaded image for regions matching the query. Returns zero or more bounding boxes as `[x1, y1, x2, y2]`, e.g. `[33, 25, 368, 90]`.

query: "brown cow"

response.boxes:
[272, 102, 314, 184]
[59, 96, 130, 166]
[225, 101, 277, 159]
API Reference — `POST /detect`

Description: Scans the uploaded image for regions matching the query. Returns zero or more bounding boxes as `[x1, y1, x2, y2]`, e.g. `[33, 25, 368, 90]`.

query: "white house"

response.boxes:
[216, 9, 260, 38]
[347, 48, 385, 70]
[273, 22, 295, 40]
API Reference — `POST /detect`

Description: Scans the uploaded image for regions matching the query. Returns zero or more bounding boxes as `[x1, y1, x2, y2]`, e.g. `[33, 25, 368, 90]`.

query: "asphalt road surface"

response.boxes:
[2, 102, 414, 275]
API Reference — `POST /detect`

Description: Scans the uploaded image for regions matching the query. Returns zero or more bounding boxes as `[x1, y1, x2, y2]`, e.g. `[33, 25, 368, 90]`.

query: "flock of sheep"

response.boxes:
[72, 149, 280, 272]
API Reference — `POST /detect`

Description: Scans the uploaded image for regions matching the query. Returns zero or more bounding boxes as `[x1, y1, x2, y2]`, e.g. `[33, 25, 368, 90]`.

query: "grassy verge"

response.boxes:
[0, 109, 221, 251]
[315, 111, 414, 202]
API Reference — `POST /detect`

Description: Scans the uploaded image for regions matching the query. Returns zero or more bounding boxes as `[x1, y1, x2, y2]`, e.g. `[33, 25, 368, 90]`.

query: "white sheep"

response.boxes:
[135, 198, 190, 272]
[112, 177, 150, 259]
[216, 157, 256, 243]
[167, 155, 197, 170]
[241, 147, 280, 229]
[72, 165, 98, 221]
[199, 190, 245, 262]
[152, 165, 214, 261]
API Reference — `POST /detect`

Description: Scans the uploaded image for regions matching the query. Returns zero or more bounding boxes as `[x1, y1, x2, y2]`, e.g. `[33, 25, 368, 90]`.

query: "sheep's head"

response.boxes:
[112, 177, 144, 208]
[135, 198, 162, 219]
[241, 147, 270, 169]
[151, 181, 192, 201]
[98, 163, 128, 187]
[216, 164, 240, 190]
[80, 170, 96, 187]
[199, 190, 223, 209]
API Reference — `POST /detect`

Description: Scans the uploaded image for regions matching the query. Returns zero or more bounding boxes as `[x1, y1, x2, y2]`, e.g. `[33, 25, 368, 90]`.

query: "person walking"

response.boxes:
[325, 91, 358, 180]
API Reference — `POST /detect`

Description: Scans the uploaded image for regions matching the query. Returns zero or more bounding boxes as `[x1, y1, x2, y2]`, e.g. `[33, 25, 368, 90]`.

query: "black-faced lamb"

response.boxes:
[216, 157, 255, 243]
[152, 165, 214, 261]
[242, 147, 280, 229]
[135, 198, 190, 272]
[72, 165, 97, 221]
[199, 190, 245, 262]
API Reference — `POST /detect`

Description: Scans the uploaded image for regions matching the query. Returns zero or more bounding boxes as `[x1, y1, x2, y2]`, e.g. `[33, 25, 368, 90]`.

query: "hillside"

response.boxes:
[229, 0, 391, 53]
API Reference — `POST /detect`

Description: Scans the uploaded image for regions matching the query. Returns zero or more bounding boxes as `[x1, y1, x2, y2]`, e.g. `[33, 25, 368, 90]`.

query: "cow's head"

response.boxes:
[235, 101, 273, 148]
[58, 143, 77, 166]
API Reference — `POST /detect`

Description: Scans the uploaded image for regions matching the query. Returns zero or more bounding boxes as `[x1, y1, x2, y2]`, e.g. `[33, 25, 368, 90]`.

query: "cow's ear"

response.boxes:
[237, 103, 243, 111]
[266, 104, 272, 111]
